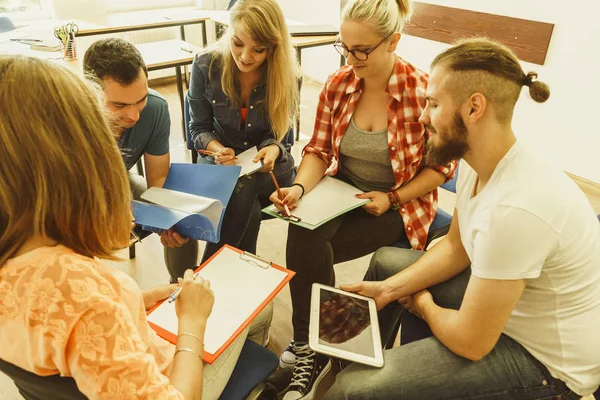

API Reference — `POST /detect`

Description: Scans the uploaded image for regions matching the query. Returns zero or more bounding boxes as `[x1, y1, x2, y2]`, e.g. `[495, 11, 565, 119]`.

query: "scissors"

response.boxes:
[64, 23, 79, 36]
[53, 23, 79, 44]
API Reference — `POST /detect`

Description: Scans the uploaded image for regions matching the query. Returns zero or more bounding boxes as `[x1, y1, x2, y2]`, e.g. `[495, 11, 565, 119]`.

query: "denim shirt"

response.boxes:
[187, 52, 292, 162]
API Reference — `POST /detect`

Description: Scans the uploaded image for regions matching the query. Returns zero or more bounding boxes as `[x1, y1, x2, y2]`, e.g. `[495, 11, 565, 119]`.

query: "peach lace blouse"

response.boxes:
[0, 245, 184, 399]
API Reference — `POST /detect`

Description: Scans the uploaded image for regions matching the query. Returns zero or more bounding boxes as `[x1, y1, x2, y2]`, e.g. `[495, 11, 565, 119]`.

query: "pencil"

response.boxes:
[198, 149, 237, 160]
[198, 149, 218, 156]
[269, 171, 291, 217]
[10, 38, 42, 42]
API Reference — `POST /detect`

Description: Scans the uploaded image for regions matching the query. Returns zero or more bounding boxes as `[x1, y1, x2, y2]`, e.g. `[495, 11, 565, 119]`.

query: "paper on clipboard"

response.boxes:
[262, 176, 369, 229]
[146, 245, 295, 364]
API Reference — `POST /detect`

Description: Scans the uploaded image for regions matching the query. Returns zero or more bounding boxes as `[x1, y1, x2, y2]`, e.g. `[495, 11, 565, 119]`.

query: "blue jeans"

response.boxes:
[163, 153, 295, 282]
[324, 247, 582, 400]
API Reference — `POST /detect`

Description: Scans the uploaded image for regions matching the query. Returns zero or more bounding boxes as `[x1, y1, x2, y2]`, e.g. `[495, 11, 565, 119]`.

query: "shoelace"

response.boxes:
[289, 344, 315, 389]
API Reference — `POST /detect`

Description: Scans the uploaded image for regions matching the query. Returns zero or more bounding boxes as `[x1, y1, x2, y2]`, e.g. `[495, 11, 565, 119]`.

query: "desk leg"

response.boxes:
[340, 54, 345, 68]
[201, 20, 208, 47]
[176, 66, 186, 143]
[296, 47, 302, 141]
[180, 25, 189, 88]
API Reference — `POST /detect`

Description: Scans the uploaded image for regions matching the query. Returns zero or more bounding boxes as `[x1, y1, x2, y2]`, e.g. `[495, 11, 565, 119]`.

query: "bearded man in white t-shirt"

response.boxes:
[323, 38, 600, 400]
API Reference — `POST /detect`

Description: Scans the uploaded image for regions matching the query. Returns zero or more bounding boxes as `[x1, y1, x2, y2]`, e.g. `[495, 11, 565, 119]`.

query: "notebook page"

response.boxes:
[235, 147, 263, 177]
[141, 187, 223, 228]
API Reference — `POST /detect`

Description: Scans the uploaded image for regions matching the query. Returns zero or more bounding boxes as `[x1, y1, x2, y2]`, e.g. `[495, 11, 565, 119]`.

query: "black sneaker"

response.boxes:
[282, 343, 331, 400]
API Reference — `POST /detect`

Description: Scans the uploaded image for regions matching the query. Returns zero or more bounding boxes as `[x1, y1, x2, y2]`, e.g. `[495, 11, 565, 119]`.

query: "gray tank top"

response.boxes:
[339, 118, 395, 192]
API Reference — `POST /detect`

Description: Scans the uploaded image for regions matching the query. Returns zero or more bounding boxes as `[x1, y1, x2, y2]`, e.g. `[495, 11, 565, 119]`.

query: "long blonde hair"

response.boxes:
[211, 0, 300, 142]
[342, 0, 412, 37]
[0, 56, 132, 265]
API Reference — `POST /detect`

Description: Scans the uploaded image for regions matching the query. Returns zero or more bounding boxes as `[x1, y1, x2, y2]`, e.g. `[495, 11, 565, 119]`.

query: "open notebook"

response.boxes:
[262, 176, 369, 230]
[146, 245, 295, 364]
[235, 147, 263, 177]
[132, 163, 240, 242]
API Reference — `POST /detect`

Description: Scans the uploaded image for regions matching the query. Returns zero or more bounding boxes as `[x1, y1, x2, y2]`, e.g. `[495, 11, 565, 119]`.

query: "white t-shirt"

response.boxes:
[456, 141, 600, 396]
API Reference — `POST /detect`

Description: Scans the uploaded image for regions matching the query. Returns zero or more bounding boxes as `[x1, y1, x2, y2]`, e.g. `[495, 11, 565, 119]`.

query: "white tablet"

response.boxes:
[309, 283, 384, 368]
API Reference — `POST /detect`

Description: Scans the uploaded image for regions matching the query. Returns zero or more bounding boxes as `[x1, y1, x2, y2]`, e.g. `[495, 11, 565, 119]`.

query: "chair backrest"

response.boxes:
[0, 16, 16, 33]
[226, 0, 238, 10]
[184, 93, 194, 150]
[0, 358, 87, 400]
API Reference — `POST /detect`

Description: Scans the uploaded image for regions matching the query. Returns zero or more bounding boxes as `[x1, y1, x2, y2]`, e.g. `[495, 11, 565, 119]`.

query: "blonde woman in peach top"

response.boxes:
[0, 56, 267, 400]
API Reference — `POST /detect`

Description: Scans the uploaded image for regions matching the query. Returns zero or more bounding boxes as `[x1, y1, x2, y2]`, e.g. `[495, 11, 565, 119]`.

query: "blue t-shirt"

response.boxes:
[118, 88, 170, 170]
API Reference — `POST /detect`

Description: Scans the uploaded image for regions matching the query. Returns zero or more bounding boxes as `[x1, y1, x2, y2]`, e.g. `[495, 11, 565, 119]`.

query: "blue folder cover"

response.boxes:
[132, 163, 241, 242]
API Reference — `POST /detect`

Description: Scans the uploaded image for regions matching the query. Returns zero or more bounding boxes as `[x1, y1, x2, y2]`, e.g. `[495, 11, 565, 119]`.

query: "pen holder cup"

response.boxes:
[60, 38, 77, 60]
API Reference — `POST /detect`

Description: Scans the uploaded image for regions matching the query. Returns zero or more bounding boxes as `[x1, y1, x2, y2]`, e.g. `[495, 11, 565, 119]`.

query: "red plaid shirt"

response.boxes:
[303, 56, 457, 250]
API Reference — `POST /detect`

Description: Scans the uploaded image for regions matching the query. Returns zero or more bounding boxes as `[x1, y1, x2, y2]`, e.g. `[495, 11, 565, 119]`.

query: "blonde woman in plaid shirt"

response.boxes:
[269, 0, 456, 398]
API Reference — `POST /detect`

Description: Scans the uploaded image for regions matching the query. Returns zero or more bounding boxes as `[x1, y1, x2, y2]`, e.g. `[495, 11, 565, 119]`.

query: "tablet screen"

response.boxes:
[318, 289, 375, 358]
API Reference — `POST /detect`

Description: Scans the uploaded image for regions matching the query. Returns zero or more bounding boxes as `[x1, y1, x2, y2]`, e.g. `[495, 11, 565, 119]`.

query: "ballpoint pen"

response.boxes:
[10, 38, 42, 43]
[167, 272, 200, 303]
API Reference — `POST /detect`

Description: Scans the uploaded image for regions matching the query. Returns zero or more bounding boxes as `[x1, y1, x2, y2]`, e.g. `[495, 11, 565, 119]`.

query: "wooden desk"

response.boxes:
[77, 8, 210, 47]
[137, 39, 201, 139]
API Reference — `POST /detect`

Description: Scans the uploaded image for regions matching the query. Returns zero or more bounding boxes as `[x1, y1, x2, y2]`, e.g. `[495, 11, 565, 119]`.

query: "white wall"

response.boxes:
[277, 0, 341, 83]
[280, 0, 600, 183]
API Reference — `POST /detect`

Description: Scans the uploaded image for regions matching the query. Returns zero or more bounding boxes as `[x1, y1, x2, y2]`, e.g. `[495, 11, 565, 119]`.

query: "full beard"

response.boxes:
[426, 113, 470, 166]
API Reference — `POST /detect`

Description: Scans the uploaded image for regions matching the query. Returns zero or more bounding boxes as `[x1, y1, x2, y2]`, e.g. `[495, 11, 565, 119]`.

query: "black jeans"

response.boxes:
[287, 206, 406, 342]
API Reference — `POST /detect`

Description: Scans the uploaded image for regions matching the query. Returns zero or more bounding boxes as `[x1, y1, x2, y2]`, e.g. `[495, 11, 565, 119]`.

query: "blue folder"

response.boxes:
[132, 163, 241, 242]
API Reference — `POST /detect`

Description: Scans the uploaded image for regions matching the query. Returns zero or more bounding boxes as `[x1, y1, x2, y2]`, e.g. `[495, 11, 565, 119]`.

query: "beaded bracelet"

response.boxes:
[387, 190, 402, 211]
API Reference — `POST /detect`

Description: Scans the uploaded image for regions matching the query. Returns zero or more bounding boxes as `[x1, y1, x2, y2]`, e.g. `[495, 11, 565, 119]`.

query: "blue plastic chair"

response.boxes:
[219, 340, 279, 400]
[0, 16, 16, 33]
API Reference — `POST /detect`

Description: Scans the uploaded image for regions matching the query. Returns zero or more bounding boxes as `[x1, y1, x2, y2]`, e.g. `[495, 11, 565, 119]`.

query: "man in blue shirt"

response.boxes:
[83, 38, 171, 198]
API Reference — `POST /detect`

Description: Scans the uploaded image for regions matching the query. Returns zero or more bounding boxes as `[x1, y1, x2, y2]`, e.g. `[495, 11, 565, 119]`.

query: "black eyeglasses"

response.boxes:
[333, 34, 393, 61]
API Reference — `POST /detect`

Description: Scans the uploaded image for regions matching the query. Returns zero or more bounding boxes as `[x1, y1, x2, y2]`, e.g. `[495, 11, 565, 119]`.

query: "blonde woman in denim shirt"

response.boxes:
[161, 0, 300, 280]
